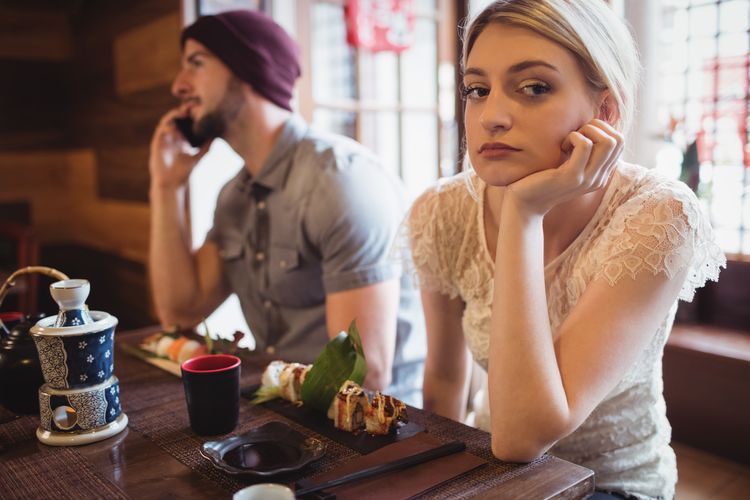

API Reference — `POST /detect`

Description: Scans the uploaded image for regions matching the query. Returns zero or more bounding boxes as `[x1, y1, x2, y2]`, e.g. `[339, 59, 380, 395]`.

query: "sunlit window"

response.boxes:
[307, 0, 455, 201]
[656, 0, 750, 256]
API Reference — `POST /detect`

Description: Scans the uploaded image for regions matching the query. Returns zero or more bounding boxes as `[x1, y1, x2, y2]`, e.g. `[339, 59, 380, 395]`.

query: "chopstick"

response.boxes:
[295, 440, 466, 497]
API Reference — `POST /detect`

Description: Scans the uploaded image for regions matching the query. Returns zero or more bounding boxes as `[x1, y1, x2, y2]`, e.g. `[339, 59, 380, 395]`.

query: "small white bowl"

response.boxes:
[233, 483, 294, 500]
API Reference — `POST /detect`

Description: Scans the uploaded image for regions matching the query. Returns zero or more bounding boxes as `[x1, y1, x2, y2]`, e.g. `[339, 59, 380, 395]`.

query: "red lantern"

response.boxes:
[345, 0, 415, 53]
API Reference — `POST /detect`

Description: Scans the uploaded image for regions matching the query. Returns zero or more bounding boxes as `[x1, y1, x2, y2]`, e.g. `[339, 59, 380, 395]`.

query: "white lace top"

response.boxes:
[407, 163, 725, 500]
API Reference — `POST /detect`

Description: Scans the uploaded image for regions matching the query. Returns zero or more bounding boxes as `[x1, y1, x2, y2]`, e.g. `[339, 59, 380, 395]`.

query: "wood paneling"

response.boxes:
[114, 13, 182, 96]
[0, 149, 149, 264]
[0, 6, 72, 61]
[0, 60, 69, 150]
[67, 0, 181, 202]
[0, 0, 181, 327]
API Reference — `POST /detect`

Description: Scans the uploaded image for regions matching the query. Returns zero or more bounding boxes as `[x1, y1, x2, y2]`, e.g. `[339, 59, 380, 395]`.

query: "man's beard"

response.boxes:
[193, 77, 245, 142]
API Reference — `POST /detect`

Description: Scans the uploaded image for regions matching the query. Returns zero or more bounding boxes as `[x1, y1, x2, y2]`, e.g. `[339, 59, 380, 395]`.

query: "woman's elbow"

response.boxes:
[490, 435, 546, 463]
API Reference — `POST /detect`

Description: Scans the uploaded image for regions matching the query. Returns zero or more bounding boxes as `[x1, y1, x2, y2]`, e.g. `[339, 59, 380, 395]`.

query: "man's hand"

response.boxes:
[149, 108, 211, 191]
[505, 119, 624, 216]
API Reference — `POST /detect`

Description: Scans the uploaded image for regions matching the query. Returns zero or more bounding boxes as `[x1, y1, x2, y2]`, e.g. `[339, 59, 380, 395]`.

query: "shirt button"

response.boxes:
[266, 345, 276, 355]
[255, 251, 265, 262]
[263, 300, 273, 309]
[257, 201, 266, 210]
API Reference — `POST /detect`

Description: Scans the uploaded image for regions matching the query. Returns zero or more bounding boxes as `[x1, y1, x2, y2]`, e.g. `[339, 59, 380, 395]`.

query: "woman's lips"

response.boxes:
[479, 142, 521, 159]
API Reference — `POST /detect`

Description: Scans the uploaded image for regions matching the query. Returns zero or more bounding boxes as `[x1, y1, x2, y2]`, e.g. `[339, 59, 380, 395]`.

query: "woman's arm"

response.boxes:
[421, 289, 473, 422]
[487, 120, 686, 461]
[489, 195, 687, 461]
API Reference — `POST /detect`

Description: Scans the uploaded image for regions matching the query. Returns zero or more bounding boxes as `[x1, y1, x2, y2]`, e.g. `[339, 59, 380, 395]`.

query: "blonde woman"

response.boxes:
[407, 1, 725, 498]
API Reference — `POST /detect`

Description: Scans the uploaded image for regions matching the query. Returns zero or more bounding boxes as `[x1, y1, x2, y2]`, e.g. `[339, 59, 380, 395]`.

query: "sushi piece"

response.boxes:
[278, 363, 311, 404]
[261, 360, 287, 388]
[141, 332, 163, 353]
[328, 380, 368, 432]
[140, 332, 207, 363]
[365, 392, 408, 435]
[176, 339, 207, 364]
[155, 335, 175, 357]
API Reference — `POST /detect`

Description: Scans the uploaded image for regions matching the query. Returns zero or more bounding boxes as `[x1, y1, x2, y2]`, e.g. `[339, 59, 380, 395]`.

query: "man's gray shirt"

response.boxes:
[207, 115, 425, 405]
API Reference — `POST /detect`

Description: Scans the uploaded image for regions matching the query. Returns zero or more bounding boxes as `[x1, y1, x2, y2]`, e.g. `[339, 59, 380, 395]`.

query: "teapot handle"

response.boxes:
[0, 266, 69, 329]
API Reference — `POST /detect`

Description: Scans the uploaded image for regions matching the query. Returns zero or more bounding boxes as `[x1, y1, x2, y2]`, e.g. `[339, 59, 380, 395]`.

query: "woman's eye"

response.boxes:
[461, 86, 489, 100]
[519, 82, 551, 97]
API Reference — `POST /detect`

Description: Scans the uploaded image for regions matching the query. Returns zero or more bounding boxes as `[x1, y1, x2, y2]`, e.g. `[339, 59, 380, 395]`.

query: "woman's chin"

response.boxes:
[473, 166, 527, 187]
[472, 161, 552, 187]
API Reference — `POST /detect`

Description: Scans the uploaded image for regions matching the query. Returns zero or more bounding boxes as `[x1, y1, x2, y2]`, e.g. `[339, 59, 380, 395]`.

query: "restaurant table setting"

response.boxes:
[0, 267, 594, 499]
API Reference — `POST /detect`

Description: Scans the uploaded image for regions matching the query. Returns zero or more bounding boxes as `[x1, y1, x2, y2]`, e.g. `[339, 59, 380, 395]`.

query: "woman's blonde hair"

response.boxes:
[462, 0, 640, 135]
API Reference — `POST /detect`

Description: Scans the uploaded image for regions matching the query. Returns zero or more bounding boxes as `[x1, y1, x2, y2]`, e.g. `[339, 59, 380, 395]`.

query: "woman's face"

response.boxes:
[463, 23, 603, 186]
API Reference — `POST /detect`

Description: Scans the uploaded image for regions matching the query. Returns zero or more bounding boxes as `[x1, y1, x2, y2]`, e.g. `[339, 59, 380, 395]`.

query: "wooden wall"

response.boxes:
[0, 0, 182, 328]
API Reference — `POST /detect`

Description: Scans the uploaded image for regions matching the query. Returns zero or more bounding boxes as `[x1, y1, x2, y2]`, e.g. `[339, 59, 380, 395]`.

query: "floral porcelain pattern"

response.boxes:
[34, 328, 115, 389]
[407, 163, 725, 500]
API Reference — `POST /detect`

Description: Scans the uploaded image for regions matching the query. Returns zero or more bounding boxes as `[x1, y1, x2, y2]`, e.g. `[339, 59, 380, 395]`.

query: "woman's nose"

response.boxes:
[479, 92, 512, 132]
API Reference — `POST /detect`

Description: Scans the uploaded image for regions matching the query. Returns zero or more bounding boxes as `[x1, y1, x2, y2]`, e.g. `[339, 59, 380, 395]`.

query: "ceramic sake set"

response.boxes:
[30, 278, 128, 446]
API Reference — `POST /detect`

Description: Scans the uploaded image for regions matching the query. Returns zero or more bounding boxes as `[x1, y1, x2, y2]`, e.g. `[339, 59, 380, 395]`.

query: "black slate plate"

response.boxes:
[241, 386, 424, 455]
[200, 421, 325, 477]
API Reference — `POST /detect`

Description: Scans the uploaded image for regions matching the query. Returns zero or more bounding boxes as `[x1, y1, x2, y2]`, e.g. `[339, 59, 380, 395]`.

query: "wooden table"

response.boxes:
[0, 327, 594, 499]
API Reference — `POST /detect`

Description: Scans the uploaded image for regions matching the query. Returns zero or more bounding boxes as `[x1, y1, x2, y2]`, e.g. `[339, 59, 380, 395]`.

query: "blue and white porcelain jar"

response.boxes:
[30, 278, 127, 446]
[50, 279, 94, 327]
[38, 375, 122, 433]
[31, 311, 118, 390]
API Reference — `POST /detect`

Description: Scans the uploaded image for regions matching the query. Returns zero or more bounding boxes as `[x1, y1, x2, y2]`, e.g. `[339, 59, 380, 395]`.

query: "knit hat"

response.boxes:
[181, 9, 301, 111]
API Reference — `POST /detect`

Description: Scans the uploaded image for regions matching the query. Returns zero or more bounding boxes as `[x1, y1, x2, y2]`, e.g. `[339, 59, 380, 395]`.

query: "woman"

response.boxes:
[406, 1, 725, 498]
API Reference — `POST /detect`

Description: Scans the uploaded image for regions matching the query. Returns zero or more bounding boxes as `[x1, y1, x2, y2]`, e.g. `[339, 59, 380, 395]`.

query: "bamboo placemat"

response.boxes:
[0, 415, 129, 499]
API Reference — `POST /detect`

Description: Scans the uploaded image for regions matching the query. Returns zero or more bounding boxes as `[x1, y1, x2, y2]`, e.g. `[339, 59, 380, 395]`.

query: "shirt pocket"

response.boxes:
[218, 238, 252, 298]
[268, 246, 325, 307]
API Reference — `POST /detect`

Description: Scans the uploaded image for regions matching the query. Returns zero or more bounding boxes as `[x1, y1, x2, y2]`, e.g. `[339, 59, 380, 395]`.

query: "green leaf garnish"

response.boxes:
[250, 385, 282, 404]
[300, 319, 368, 412]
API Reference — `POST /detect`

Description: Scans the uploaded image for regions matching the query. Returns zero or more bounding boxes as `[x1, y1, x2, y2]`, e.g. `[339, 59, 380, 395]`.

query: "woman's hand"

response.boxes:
[149, 108, 211, 192]
[505, 119, 623, 216]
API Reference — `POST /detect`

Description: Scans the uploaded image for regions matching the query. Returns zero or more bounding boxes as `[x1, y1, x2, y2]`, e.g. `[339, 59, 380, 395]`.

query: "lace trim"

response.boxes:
[592, 174, 725, 301]
[400, 173, 482, 299]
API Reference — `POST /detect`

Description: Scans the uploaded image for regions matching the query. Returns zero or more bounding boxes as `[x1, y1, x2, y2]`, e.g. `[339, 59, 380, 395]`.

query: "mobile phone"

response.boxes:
[173, 116, 207, 148]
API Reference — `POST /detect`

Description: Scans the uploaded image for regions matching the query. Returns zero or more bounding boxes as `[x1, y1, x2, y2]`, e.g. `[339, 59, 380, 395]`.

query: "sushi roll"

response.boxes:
[176, 339, 207, 364]
[141, 332, 163, 353]
[155, 335, 176, 357]
[365, 392, 408, 435]
[278, 363, 310, 404]
[261, 360, 287, 388]
[328, 380, 368, 432]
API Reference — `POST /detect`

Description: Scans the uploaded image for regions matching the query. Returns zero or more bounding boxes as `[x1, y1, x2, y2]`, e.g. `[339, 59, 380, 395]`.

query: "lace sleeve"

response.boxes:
[401, 186, 461, 298]
[593, 179, 725, 301]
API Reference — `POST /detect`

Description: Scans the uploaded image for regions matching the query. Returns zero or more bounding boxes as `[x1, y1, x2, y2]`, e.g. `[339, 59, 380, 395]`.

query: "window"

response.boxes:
[656, 0, 750, 256]
[297, 0, 458, 200]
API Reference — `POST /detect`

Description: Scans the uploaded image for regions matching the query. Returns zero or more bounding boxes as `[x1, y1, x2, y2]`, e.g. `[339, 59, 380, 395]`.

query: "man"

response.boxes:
[148, 9, 424, 405]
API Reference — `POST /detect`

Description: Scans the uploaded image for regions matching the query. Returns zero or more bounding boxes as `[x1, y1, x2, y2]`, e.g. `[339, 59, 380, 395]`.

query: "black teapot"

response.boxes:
[0, 312, 46, 414]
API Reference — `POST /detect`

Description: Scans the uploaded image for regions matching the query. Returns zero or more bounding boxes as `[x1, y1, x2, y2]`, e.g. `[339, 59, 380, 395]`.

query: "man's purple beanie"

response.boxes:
[181, 9, 301, 111]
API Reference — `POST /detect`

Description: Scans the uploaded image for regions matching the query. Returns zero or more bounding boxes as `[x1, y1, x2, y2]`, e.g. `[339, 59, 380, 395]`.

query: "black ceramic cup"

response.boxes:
[181, 354, 241, 436]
